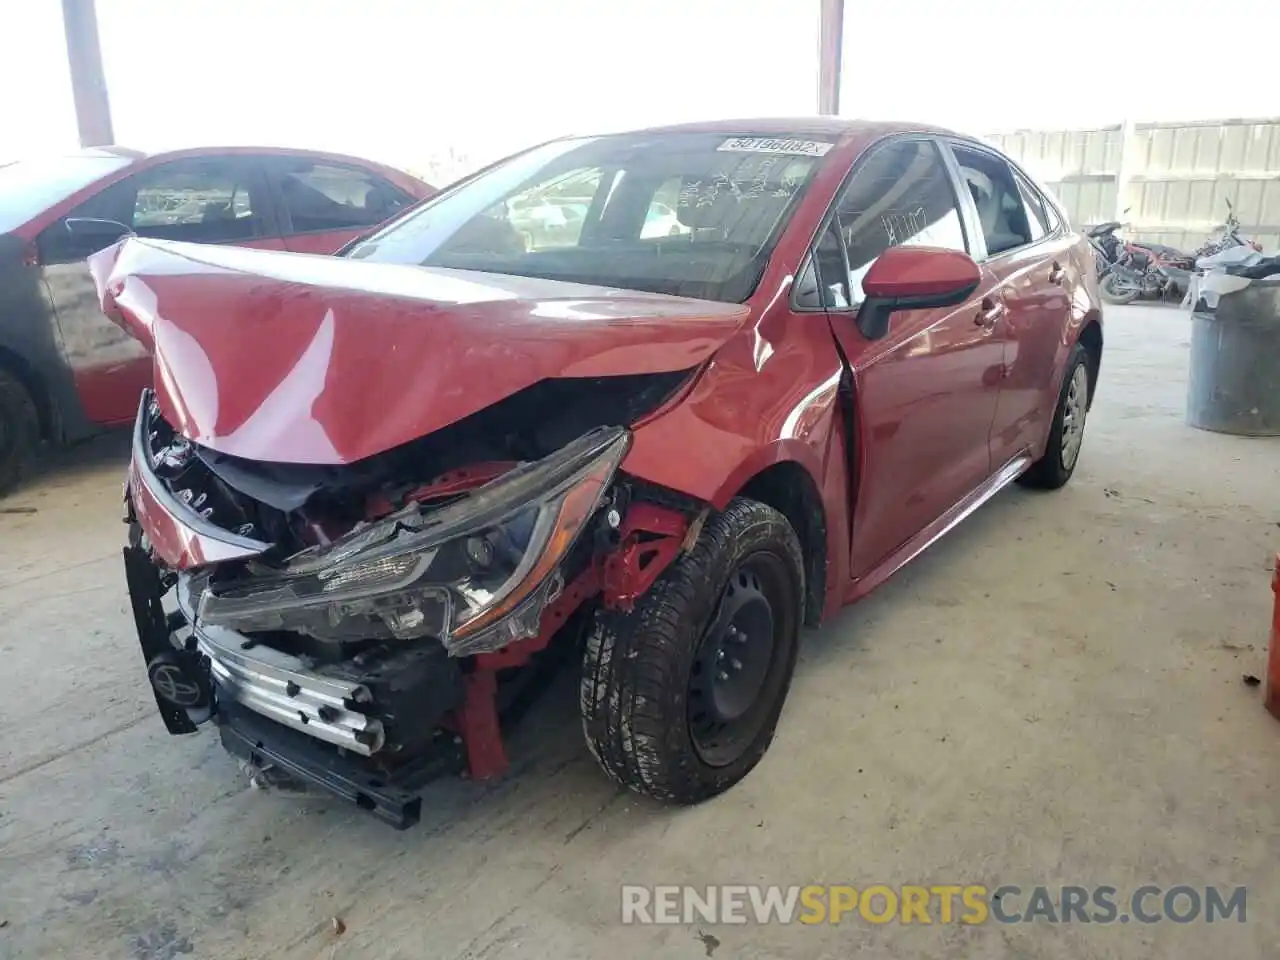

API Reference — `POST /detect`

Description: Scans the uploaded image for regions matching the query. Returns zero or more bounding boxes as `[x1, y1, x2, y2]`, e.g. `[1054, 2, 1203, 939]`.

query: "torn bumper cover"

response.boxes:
[123, 548, 464, 827]
[123, 391, 631, 825]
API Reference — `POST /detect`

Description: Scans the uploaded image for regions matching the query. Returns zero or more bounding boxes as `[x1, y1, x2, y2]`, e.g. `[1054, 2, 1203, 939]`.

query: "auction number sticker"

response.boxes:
[717, 137, 834, 157]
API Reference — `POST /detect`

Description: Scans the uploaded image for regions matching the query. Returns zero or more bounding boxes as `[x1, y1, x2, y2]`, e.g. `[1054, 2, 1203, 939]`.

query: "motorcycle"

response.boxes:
[1087, 220, 1125, 278]
[1099, 243, 1195, 304]
[1195, 198, 1258, 260]
[1098, 200, 1257, 305]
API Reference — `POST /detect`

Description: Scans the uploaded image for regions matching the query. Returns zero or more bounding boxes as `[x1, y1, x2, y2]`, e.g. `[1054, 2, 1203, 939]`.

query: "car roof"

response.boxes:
[4, 144, 432, 239]
[615, 116, 963, 142]
[46, 144, 417, 178]
[127, 144, 407, 169]
[64, 145, 148, 161]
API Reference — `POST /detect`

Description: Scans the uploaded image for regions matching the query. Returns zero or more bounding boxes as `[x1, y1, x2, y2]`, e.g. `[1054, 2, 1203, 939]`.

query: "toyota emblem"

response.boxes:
[150, 662, 202, 707]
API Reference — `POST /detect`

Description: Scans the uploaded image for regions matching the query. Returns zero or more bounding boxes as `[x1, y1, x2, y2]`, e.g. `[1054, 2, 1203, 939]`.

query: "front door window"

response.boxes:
[830, 139, 969, 305]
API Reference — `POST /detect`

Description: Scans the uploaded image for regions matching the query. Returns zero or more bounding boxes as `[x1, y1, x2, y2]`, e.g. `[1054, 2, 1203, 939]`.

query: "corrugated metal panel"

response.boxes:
[986, 118, 1280, 249]
[990, 128, 1121, 179]
[1052, 178, 1116, 229]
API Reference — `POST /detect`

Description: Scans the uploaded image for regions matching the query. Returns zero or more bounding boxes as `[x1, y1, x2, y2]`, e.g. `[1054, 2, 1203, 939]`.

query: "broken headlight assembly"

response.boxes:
[197, 427, 629, 657]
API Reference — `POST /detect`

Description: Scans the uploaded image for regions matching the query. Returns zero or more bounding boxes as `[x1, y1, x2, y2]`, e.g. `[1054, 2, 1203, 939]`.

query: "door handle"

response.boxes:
[975, 297, 1005, 328]
[1049, 261, 1066, 284]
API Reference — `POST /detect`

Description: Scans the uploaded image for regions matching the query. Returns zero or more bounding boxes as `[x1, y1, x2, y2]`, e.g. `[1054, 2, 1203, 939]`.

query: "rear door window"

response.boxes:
[950, 145, 1039, 256]
[1038, 184, 1065, 231]
[275, 161, 412, 233]
[1014, 172, 1051, 241]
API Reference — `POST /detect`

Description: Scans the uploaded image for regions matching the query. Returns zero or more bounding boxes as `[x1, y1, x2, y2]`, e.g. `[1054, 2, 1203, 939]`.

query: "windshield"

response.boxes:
[0, 154, 132, 233]
[347, 132, 833, 302]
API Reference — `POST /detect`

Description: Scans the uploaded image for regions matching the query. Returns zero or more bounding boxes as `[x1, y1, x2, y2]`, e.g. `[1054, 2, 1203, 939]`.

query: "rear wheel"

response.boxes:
[580, 499, 804, 803]
[0, 369, 39, 497]
[1019, 344, 1091, 490]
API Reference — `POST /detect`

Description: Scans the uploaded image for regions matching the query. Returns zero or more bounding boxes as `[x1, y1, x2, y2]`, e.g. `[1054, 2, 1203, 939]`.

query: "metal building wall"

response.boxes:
[987, 119, 1280, 253]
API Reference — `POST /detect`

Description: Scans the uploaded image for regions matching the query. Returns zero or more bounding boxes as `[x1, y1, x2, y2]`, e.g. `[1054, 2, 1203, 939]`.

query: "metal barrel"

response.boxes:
[1187, 280, 1280, 435]
[1267, 555, 1280, 722]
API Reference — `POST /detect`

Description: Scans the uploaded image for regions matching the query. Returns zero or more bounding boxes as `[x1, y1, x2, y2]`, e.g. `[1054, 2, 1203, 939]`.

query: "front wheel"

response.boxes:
[1099, 271, 1140, 305]
[0, 369, 39, 497]
[580, 498, 804, 803]
[1019, 344, 1092, 490]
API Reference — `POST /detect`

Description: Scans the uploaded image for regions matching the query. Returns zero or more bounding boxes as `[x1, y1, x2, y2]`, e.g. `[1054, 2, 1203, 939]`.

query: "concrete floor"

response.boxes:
[1, 304, 1278, 960]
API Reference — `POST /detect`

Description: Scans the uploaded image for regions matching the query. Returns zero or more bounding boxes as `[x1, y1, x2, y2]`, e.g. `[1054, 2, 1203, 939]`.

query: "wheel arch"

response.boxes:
[0, 345, 56, 440]
[1077, 312, 1103, 409]
[717, 447, 830, 628]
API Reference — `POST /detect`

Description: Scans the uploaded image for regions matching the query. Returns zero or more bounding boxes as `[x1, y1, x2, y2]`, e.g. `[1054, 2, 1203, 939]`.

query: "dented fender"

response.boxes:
[622, 319, 853, 621]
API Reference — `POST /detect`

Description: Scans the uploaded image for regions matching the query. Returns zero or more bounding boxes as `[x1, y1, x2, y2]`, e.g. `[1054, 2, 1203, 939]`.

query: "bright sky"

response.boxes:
[2, 0, 1278, 179]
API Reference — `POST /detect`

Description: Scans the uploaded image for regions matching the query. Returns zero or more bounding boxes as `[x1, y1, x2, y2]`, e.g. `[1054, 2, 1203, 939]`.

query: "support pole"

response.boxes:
[1113, 118, 1136, 225]
[61, 0, 114, 147]
[817, 0, 845, 115]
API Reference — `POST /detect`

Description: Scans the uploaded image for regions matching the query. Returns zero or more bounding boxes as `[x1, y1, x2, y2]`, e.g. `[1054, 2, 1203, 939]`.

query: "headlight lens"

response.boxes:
[197, 427, 628, 656]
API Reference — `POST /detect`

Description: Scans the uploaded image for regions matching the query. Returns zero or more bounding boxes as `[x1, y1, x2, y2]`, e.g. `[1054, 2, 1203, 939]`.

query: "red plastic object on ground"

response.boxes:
[1266, 555, 1280, 720]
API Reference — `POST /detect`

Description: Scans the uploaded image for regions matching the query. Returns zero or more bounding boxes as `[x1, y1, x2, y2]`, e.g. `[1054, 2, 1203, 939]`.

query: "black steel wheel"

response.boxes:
[580, 498, 804, 804]
[687, 554, 789, 767]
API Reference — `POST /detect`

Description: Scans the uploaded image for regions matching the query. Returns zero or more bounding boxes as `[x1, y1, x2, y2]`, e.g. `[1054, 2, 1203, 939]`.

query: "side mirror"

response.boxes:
[64, 217, 133, 252]
[856, 246, 981, 340]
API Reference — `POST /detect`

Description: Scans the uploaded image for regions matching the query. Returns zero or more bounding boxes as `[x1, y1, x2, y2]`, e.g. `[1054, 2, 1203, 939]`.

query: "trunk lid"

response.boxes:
[91, 238, 749, 464]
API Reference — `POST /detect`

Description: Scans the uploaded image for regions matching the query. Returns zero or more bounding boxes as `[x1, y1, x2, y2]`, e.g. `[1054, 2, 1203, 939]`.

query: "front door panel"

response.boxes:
[809, 136, 1006, 581]
[43, 235, 287, 427]
[38, 155, 284, 427]
[831, 290, 1004, 580]
[43, 259, 149, 427]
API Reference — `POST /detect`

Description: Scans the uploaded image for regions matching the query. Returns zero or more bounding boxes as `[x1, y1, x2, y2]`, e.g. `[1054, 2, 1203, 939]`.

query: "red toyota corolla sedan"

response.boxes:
[94, 118, 1101, 827]
[0, 146, 434, 491]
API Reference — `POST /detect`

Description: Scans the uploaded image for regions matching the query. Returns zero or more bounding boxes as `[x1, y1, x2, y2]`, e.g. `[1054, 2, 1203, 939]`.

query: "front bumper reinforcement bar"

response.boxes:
[217, 702, 462, 830]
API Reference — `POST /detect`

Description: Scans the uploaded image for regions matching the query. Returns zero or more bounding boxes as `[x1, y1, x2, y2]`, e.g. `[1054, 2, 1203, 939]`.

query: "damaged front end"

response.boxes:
[124, 383, 694, 828]
[94, 235, 759, 826]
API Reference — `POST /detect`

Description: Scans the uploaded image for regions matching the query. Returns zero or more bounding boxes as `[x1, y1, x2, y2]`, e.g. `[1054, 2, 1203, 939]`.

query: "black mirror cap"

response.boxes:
[855, 278, 981, 341]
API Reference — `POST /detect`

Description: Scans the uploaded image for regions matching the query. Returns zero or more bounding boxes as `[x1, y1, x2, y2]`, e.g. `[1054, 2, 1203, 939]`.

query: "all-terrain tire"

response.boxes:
[1019, 343, 1092, 490]
[0, 368, 39, 497]
[580, 498, 804, 804]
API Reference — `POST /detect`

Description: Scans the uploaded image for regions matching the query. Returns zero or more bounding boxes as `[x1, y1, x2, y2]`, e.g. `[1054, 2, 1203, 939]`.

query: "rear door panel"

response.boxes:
[942, 141, 1073, 467]
[987, 236, 1075, 462]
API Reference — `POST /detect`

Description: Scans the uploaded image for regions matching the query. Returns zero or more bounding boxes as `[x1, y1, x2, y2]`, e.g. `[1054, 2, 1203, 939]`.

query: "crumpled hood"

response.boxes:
[90, 238, 749, 464]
